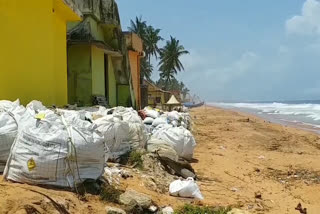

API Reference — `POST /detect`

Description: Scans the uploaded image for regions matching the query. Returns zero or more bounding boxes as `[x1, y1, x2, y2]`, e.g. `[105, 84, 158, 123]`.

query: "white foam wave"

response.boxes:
[210, 102, 320, 123]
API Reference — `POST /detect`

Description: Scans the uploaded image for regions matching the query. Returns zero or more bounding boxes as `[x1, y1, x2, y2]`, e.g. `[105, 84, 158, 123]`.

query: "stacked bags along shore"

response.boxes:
[0, 100, 198, 195]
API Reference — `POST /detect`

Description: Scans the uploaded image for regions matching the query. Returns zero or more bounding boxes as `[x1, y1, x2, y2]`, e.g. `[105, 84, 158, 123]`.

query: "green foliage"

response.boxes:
[100, 184, 123, 203]
[128, 16, 147, 39]
[128, 150, 144, 169]
[174, 204, 231, 214]
[158, 36, 189, 87]
[128, 16, 163, 81]
[156, 77, 190, 100]
[141, 58, 153, 80]
[128, 16, 190, 96]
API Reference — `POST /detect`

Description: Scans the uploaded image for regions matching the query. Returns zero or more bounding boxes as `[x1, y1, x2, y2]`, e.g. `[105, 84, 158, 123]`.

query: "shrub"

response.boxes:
[174, 204, 231, 214]
[100, 184, 123, 203]
[128, 150, 144, 169]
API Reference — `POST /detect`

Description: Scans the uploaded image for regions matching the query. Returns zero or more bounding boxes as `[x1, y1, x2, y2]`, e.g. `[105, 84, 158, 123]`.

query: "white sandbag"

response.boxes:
[144, 109, 159, 119]
[94, 116, 130, 161]
[127, 123, 148, 150]
[26, 100, 47, 112]
[171, 120, 178, 127]
[152, 117, 167, 127]
[0, 100, 25, 172]
[169, 177, 204, 200]
[167, 111, 180, 121]
[143, 117, 154, 124]
[152, 126, 196, 160]
[147, 137, 178, 161]
[113, 107, 142, 123]
[4, 112, 104, 188]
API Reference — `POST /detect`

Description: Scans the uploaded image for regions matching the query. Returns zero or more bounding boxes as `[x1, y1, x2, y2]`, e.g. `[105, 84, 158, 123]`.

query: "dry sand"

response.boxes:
[191, 106, 320, 213]
[1, 106, 320, 213]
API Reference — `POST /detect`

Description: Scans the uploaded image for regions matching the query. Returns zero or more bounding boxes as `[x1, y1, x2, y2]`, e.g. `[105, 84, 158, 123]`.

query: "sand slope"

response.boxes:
[191, 106, 320, 213]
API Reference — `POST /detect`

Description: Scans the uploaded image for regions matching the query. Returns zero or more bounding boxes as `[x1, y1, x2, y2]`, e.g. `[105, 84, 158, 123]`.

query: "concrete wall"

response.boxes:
[0, 0, 80, 106]
[117, 85, 131, 107]
[67, 45, 92, 105]
[91, 46, 105, 97]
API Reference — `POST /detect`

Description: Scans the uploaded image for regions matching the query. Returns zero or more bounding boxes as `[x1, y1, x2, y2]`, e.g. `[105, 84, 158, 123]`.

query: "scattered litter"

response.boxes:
[162, 206, 174, 214]
[219, 145, 226, 150]
[231, 187, 239, 192]
[258, 155, 265, 159]
[103, 166, 131, 185]
[169, 177, 204, 200]
[148, 205, 158, 212]
[254, 191, 262, 199]
[295, 203, 307, 214]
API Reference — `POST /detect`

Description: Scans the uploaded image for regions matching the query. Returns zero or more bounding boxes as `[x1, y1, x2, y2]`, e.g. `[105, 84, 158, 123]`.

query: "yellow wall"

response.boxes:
[91, 46, 105, 96]
[0, 0, 80, 106]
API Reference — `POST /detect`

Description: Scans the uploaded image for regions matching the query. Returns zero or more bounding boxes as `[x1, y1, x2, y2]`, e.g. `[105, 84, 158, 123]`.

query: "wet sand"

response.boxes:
[190, 106, 320, 213]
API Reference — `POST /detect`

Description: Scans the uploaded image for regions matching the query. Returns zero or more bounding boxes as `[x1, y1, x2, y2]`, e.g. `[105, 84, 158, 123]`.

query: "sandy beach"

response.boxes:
[1, 106, 320, 213]
[191, 106, 320, 213]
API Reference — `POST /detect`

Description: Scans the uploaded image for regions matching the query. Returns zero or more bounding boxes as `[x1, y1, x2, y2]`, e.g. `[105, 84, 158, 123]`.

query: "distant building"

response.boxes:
[170, 90, 182, 102]
[144, 80, 171, 108]
[0, 0, 81, 106]
[67, 0, 135, 107]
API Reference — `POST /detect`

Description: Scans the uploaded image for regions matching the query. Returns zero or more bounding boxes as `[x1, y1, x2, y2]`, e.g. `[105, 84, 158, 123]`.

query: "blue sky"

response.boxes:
[117, 0, 320, 102]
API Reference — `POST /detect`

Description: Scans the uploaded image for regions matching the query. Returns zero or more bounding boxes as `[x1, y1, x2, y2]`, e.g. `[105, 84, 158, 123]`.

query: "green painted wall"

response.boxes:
[91, 46, 105, 96]
[67, 45, 92, 106]
[117, 85, 131, 107]
[88, 17, 105, 41]
[108, 55, 117, 107]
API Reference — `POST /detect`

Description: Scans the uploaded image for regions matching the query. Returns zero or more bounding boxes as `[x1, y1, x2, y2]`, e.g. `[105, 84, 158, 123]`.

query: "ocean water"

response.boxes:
[210, 101, 320, 133]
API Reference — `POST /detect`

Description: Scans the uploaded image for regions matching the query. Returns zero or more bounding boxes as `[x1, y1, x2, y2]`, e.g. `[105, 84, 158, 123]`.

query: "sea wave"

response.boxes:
[210, 102, 320, 122]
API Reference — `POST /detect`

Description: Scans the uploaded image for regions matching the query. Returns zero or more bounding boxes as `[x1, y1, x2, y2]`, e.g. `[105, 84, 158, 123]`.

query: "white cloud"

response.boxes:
[177, 50, 259, 99]
[286, 0, 320, 36]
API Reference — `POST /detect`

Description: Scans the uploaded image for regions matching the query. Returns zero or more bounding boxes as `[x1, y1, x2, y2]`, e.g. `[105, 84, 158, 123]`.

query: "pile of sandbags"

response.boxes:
[141, 107, 192, 131]
[152, 125, 196, 160]
[94, 114, 131, 161]
[0, 100, 25, 172]
[90, 106, 148, 161]
[4, 102, 105, 188]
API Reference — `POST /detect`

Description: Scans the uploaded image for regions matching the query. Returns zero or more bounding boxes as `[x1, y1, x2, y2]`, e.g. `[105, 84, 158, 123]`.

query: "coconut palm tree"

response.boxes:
[128, 16, 147, 39]
[144, 25, 163, 61]
[158, 36, 189, 88]
[160, 70, 175, 87]
[140, 58, 153, 80]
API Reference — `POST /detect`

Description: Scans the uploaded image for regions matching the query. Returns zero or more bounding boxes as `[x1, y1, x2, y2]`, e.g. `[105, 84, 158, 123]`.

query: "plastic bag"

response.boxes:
[169, 177, 204, 200]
